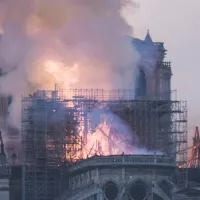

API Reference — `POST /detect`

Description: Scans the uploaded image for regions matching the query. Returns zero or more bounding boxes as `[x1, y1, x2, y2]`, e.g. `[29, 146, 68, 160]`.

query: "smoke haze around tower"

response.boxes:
[0, 0, 139, 128]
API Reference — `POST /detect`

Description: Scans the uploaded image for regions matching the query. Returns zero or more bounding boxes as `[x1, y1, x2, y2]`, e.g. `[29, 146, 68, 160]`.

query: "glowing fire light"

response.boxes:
[70, 120, 135, 161]
[37, 59, 141, 162]
[44, 60, 80, 89]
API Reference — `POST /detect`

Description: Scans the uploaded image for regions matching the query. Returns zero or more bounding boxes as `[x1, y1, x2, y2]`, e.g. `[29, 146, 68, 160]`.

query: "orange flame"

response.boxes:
[67, 121, 134, 162]
[44, 60, 80, 89]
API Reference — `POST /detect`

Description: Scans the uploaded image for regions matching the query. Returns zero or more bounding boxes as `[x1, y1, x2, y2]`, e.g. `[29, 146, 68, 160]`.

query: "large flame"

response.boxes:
[83, 122, 133, 157]
[44, 59, 80, 89]
[0, 0, 140, 165]
[64, 108, 136, 162]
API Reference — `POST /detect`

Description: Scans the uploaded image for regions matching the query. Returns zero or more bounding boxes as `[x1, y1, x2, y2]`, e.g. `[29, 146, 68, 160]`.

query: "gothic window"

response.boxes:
[160, 74, 170, 94]
[135, 69, 147, 98]
[103, 181, 118, 200]
[129, 180, 148, 200]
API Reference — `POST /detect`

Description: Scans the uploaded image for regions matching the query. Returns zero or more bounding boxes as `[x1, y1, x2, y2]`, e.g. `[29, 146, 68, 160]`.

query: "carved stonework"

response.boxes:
[63, 155, 176, 200]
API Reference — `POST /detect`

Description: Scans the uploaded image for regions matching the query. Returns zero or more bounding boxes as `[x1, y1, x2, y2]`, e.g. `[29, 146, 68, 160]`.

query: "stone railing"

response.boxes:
[69, 155, 175, 173]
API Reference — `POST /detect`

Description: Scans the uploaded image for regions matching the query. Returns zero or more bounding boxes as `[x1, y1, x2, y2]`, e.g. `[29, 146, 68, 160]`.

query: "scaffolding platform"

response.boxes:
[21, 89, 187, 200]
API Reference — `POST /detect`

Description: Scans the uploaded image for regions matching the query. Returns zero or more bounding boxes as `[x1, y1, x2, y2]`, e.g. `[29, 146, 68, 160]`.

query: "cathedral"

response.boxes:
[0, 32, 193, 200]
[56, 32, 177, 200]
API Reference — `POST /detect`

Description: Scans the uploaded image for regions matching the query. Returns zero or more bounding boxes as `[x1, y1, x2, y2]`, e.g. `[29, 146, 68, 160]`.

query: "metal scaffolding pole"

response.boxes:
[21, 89, 187, 200]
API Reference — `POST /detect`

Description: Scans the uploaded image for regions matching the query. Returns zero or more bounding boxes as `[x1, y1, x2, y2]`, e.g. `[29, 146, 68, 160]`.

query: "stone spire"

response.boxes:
[145, 30, 153, 43]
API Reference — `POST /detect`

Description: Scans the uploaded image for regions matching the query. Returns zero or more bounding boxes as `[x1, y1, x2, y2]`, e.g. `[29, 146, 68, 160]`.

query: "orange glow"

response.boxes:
[44, 60, 80, 89]
[36, 59, 134, 162]
[67, 121, 134, 162]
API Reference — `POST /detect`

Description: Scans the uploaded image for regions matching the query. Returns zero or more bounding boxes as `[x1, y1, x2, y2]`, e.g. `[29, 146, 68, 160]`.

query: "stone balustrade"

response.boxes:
[69, 155, 175, 173]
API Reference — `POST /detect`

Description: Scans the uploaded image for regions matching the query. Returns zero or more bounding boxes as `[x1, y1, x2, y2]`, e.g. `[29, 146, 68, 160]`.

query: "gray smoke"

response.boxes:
[90, 107, 161, 155]
[0, 0, 139, 129]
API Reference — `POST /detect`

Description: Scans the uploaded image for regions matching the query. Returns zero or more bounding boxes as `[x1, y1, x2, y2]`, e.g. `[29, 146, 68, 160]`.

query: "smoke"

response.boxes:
[0, 0, 139, 129]
[89, 107, 161, 156]
[0, 122, 21, 164]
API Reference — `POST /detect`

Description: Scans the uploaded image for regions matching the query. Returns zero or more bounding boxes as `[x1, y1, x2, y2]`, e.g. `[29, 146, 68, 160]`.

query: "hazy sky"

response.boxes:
[127, 0, 200, 143]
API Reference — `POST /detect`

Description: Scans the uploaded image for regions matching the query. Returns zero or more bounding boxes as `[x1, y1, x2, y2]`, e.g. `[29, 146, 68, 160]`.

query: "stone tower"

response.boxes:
[133, 31, 172, 100]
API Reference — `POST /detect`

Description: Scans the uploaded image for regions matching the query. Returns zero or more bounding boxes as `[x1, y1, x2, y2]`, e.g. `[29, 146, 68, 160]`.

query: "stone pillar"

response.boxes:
[97, 188, 104, 200]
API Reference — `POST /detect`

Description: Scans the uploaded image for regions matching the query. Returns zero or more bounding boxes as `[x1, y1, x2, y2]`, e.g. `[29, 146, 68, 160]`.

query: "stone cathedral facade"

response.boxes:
[133, 31, 172, 100]
[56, 33, 175, 200]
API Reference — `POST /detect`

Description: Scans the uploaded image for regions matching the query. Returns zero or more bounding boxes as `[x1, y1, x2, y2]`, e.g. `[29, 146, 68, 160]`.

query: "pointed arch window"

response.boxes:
[135, 69, 147, 98]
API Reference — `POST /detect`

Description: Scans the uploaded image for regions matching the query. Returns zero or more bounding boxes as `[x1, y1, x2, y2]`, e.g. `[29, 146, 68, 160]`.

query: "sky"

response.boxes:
[127, 0, 200, 144]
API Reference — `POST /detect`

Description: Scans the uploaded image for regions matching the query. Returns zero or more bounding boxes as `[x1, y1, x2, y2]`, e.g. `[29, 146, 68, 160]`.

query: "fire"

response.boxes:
[84, 123, 111, 157]
[69, 121, 134, 161]
[44, 59, 80, 89]
[35, 60, 136, 163]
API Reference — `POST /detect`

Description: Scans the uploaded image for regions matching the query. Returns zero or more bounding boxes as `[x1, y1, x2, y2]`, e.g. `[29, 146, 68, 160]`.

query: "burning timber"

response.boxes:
[21, 88, 187, 200]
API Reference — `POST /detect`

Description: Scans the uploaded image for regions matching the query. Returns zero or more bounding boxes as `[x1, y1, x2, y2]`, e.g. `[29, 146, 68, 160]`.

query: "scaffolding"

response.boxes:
[21, 89, 187, 200]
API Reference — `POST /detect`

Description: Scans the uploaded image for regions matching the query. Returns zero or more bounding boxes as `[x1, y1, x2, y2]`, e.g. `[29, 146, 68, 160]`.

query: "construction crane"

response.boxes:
[189, 126, 200, 168]
[177, 126, 200, 168]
